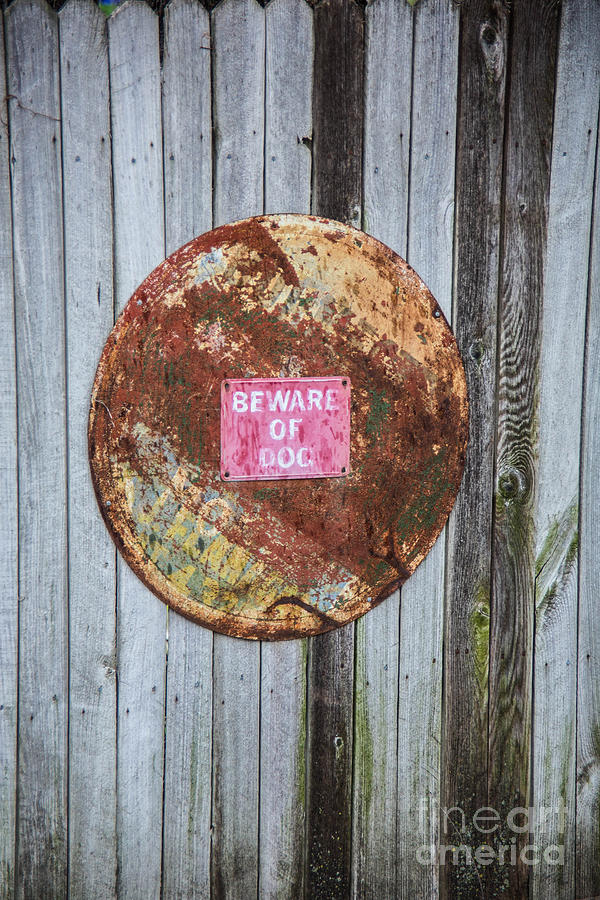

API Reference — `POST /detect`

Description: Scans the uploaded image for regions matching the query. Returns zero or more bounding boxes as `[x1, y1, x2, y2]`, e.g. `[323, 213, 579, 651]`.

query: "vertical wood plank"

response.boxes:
[108, 4, 166, 897]
[0, 9, 17, 899]
[161, 2, 213, 897]
[441, 1, 508, 898]
[362, 0, 412, 253]
[352, 2, 412, 896]
[488, 0, 560, 895]
[210, 1, 264, 896]
[312, 0, 363, 230]
[306, 8, 363, 898]
[5, 2, 67, 897]
[396, 2, 458, 897]
[163, 0, 212, 252]
[352, 601, 400, 900]
[212, 0, 265, 225]
[59, 2, 118, 898]
[577, 88, 600, 900]
[531, 4, 600, 897]
[259, 0, 312, 897]
[306, 628, 355, 900]
[263, 0, 312, 216]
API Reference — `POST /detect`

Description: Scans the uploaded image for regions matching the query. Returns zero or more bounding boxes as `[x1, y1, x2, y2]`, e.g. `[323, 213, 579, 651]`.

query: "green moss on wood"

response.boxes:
[535, 497, 578, 619]
[470, 579, 490, 700]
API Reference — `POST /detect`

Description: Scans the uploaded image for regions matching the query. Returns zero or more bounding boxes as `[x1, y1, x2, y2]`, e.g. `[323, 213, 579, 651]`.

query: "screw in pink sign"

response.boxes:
[220, 376, 351, 481]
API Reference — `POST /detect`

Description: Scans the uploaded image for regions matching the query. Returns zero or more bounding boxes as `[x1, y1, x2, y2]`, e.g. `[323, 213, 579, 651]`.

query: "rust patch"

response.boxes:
[88, 214, 468, 640]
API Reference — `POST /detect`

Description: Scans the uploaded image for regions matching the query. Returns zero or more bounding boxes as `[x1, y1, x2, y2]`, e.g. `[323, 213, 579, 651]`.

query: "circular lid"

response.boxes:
[89, 214, 468, 639]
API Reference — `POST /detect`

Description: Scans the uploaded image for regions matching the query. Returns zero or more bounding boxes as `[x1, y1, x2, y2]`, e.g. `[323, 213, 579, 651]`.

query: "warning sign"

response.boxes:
[220, 376, 351, 481]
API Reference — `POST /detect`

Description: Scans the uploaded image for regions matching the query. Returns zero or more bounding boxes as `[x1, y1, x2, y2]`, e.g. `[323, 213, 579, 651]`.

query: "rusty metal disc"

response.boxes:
[89, 214, 468, 640]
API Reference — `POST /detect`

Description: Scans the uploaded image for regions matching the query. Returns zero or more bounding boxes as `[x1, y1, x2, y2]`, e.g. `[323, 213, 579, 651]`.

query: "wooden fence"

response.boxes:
[0, 0, 599, 897]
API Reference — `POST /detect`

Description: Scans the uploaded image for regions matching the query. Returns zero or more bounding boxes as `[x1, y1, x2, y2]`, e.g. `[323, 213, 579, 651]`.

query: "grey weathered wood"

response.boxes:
[163, 0, 212, 253]
[577, 54, 600, 900]
[0, 9, 17, 899]
[108, 4, 166, 897]
[264, 0, 312, 216]
[59, 2, 117, 898]
[441, 1, 508, 897]
[352, 601, 400, 899]
[212, 0, 265, 227]
[396, 2, 458, 897]
[488, 0, 560, 896]
[305, 3, 363, 898]
[259, 1, 312, 896]
[362, 0, 412, 252]
[351, 2, 412, 895]
[312, 0, 363, 230]
[1, 3, 600, 897]
[211, 641, 260, 900]
[210, 1, 264, 896]
[5, 2, 67, 897]
[161, 2, 213, 897]
[531, 4, 600, 897]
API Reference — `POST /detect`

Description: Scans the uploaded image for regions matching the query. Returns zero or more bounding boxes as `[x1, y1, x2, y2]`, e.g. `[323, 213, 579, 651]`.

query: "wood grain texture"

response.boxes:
[259, 0, 312, 896]
[211, 639, 260, 900]
[352, 600, 400, 899]
[396, 1, 458, 897]
[212, 0, 264, 227]
[488, 0, 560, 896]
[305, 3, 363, 897]
[210, 1, 263, 896]
[362, 0, 412, 252]
[59, 3, 117, 898]
[161, 2, 213, 897]
[577, 61, 600, 900]
[352, 2, 412, 895]
[163, 0, 212, 254]
[108, 4, 167, 897]
[531, 3, 600, 897]
[5, 3, 67, 897]
[441, 1, 508, 897]
[264, 0, 313, 216]
[305, 628, 354, 900]
[312, 0, 364, 229]
[0, 9, 17, 899]
[1, 2, 599, 896]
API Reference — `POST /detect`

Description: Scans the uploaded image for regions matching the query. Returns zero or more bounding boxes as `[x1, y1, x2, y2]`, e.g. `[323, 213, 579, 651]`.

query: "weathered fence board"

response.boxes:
[59, 2, 117, 898]
[161, 2, 213, 897]
[396, 1, 458, 897]
[210, 1, 264, 896]
[442, 1, 508, 897]
[532, 2, 600, 896]
[163, 0, 213, 251]
[0, 10, 17, 899]
[5, 3, 67, 897]
[305, 3, 363, 897]
[259, 0, 313, 896]
[577, 68, 600, 900]
[311, 0, 363, 229]
[108, 4, 167, 897]
[352, 1, 412, 895]
[489, 0, 561, 896]
[2, 1, 600, 897]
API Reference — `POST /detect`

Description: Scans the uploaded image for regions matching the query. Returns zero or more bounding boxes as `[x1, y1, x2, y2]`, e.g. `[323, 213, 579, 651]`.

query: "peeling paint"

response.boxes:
[89, 214, 468, 639]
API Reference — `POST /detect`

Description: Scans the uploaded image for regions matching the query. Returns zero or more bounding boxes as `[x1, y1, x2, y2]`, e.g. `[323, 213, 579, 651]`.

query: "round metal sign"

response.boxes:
[89, 214, 468, 640]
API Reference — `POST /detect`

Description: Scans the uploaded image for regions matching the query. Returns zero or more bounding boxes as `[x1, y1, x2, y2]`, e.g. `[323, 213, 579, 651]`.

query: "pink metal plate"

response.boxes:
[220, 377, 351, 481]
